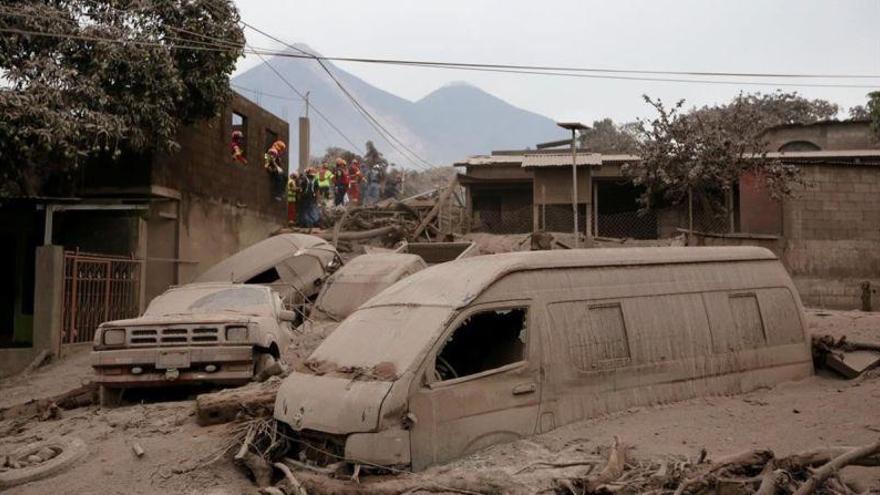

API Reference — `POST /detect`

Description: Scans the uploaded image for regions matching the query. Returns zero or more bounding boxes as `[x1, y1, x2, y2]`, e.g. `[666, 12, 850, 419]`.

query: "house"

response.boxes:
[455, 120, 880, 309]
[0, 92, 289, 375]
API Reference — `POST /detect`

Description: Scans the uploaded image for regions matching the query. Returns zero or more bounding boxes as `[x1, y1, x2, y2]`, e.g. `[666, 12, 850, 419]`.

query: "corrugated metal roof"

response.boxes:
[364, 246, 777, 309]
[454, 155, 524, 166]
[522, 153, 603, 168]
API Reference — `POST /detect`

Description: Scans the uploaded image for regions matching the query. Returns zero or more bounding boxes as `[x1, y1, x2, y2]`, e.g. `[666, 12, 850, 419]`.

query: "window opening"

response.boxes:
[231, 112, 248, 165]
[434, 308, 527, 382]
[245, 267, 280, 284]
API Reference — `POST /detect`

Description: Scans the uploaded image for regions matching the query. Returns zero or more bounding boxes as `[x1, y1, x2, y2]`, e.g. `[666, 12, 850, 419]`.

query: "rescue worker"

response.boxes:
[316, 163, 334, 207]
[264, 140, 287, 202]
[264, 140, 286, 171]
[333, 158, 349, 206]
[365, 164, 381, 205]
[347, 159, 363, 205]
[298, 168, 320, 232]
[286, 171, 299, 225]
[231, 130, 247, 165]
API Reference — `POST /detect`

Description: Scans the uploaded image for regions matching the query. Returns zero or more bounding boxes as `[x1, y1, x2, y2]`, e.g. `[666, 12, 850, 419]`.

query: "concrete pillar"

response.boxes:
[33, 245, 64, 356]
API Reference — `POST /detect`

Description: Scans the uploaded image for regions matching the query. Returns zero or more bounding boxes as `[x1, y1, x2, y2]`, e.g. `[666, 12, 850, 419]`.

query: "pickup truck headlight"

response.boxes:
[226, 326, 249, 342]
[103, 329, 126, 346]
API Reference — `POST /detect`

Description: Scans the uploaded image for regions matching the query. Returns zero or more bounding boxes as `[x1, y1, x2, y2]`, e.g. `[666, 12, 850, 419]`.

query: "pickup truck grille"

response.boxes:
[127, 326, 221, 346]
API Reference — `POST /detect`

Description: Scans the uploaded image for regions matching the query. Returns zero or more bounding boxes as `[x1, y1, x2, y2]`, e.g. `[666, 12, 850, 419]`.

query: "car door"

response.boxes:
[407, 301, 541, 471]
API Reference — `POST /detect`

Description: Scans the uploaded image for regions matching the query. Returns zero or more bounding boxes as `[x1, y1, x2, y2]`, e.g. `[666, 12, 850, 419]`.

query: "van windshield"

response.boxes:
[306, 305, 453, 381]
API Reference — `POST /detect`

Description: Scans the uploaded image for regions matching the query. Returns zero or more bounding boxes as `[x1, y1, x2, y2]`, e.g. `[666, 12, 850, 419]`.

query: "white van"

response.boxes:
[275, 247, 812, 471]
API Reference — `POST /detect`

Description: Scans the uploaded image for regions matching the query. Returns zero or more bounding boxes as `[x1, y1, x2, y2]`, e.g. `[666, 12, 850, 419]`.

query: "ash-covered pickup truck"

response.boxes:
[92, 283, 295, 405]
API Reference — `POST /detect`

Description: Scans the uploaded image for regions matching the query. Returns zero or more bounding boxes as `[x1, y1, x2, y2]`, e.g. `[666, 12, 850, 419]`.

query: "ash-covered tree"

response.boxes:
[623, 95, 802, 227]
[0, 0, 244, 196]
[577, 118, 640, 154]
[315, 147, 362, 167]
[363, 140, 389, 169]
[849, 91, 880, 137]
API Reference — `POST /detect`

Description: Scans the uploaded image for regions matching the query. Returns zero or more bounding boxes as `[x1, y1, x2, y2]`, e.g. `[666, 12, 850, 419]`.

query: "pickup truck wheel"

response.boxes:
[98, 386, 124, 407]
[254, 352, 277, 376]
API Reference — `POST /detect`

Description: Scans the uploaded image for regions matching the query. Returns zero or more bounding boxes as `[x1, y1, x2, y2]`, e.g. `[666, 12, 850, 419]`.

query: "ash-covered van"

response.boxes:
[275, 247, 812, 471]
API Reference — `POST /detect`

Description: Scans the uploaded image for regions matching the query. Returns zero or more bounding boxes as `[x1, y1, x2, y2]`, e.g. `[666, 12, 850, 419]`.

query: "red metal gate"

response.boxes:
[61, 250, 143, 345]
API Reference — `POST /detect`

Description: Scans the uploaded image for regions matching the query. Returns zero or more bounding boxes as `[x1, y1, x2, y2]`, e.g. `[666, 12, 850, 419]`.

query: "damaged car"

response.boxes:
[274, 247, 812, 471]
[92, 283, 296, 405]
[195, 233, 341, 317]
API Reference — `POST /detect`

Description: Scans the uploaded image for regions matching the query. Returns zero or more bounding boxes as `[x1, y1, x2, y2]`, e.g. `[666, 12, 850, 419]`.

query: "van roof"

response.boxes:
[362, 246, 777, 310]
[195, 234, 333, 283]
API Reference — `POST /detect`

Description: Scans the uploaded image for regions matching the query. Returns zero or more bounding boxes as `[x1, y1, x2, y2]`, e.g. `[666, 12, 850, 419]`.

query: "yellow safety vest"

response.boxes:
[287, 180, 297, 202]
[317, 170, 334, 188]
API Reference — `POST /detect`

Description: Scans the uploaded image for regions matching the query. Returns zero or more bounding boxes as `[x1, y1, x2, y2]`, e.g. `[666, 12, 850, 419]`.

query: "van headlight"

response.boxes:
[103, 329, 126, 346]
[226, 326, 249, 342]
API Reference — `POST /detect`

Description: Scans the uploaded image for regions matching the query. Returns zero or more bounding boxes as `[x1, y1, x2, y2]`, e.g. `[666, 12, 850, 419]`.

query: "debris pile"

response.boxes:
[228, 426, 880, 495]
[812, 334, 880, 379]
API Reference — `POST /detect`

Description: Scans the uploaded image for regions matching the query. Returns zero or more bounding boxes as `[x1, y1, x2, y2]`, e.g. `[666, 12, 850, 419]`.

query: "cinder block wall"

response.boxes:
[782, 164, 880, 309]
[151, 92, 289, 220]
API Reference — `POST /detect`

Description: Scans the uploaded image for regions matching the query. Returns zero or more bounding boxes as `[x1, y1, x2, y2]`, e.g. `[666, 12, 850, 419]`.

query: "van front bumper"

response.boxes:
[91, 345, 254, 386]
[344, 427, 411, 467]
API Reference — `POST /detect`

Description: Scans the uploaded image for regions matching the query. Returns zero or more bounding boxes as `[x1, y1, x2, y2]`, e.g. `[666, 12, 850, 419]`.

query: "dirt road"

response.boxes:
[1, 309, 878, 494]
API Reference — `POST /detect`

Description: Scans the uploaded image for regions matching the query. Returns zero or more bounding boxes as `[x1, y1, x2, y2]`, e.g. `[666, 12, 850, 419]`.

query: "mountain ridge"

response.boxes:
[232, 49, 563, 166]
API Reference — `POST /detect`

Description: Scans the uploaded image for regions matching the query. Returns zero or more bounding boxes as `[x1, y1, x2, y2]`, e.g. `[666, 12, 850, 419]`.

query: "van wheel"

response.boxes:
[98, 386, 124, 408]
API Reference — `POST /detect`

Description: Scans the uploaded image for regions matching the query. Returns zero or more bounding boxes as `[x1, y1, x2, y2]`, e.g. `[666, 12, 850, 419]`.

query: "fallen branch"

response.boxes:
[195, 379, 280, 426]
[555, 436, 628, 494]
[274, 462, 308, 495]
[793, 439, 880, 495]
[673, 449, 773, 495]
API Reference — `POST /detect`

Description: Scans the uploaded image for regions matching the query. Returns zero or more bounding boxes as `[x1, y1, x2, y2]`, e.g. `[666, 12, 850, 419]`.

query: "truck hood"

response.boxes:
[274, 372, 393, 435]
[101, 314, 255, 327]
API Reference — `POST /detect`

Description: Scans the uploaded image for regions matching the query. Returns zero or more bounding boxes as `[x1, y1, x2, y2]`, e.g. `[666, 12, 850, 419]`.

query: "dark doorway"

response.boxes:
[596, 180, 657, 239]
[0, 235, 16, 346]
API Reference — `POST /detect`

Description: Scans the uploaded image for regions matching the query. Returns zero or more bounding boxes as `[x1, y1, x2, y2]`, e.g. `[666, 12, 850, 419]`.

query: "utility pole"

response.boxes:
[557, 122, 589, 248]
[298, 92, 310, 173]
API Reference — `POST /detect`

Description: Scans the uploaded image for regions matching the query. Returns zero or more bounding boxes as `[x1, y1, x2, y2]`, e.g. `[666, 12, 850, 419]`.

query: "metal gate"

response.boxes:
[61, 250, 143, 345]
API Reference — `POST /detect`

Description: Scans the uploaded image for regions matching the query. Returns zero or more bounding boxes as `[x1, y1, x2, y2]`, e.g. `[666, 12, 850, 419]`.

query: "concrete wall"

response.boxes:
[763, 121, 880, 152]
[177, 195, 285, 285]
[0, 246, 64, 378]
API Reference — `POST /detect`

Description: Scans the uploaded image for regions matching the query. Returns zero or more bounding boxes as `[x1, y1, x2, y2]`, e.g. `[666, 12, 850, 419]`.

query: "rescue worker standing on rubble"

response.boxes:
[286, 171, 299, 225]
[264, 140, 287, 201]
[317, 163, 334, 207]
[347, 159, 363, 205]
[333, 158, 349, 206]
[298, 168, 320, 232]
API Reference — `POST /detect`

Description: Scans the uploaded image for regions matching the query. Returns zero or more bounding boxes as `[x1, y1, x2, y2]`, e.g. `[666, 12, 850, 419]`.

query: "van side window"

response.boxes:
[729, 294, 766, 348]
[549, 301, 630, 371]
[758, 288, 804, 345]
[434, 308, 527, 382]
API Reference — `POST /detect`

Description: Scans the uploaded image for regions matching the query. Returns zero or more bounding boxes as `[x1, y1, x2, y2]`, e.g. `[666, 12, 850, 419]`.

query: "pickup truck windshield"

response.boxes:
[307, 305, 452, 380]
[144, 286, 272, 316]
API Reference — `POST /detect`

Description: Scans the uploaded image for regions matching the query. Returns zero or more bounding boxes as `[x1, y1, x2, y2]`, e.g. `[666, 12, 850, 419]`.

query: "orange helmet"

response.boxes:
[273, 140, 286, 151]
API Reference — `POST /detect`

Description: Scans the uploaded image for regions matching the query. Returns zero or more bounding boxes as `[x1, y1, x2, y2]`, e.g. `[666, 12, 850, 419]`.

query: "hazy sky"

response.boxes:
[232, 0, 880, 124]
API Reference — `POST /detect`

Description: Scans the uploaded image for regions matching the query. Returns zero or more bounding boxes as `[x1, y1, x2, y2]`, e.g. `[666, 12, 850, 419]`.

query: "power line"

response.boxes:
[2, 25, 878, 91]
[240, 22, 437, 170]
[249, 48, 363, 153]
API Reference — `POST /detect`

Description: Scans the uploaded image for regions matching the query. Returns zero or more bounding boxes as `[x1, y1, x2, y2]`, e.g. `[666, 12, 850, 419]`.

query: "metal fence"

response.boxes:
[62, 250, 143, 345]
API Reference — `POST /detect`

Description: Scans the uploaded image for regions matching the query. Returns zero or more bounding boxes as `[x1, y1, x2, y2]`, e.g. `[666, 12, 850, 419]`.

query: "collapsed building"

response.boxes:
[0, 92, 289, 376]
[455, 119, 880, 310]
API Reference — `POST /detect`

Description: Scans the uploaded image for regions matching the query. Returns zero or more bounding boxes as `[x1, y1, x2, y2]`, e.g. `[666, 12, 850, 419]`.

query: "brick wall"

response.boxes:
[782, 163, 880, 308]
[151, 92, 289, 219]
